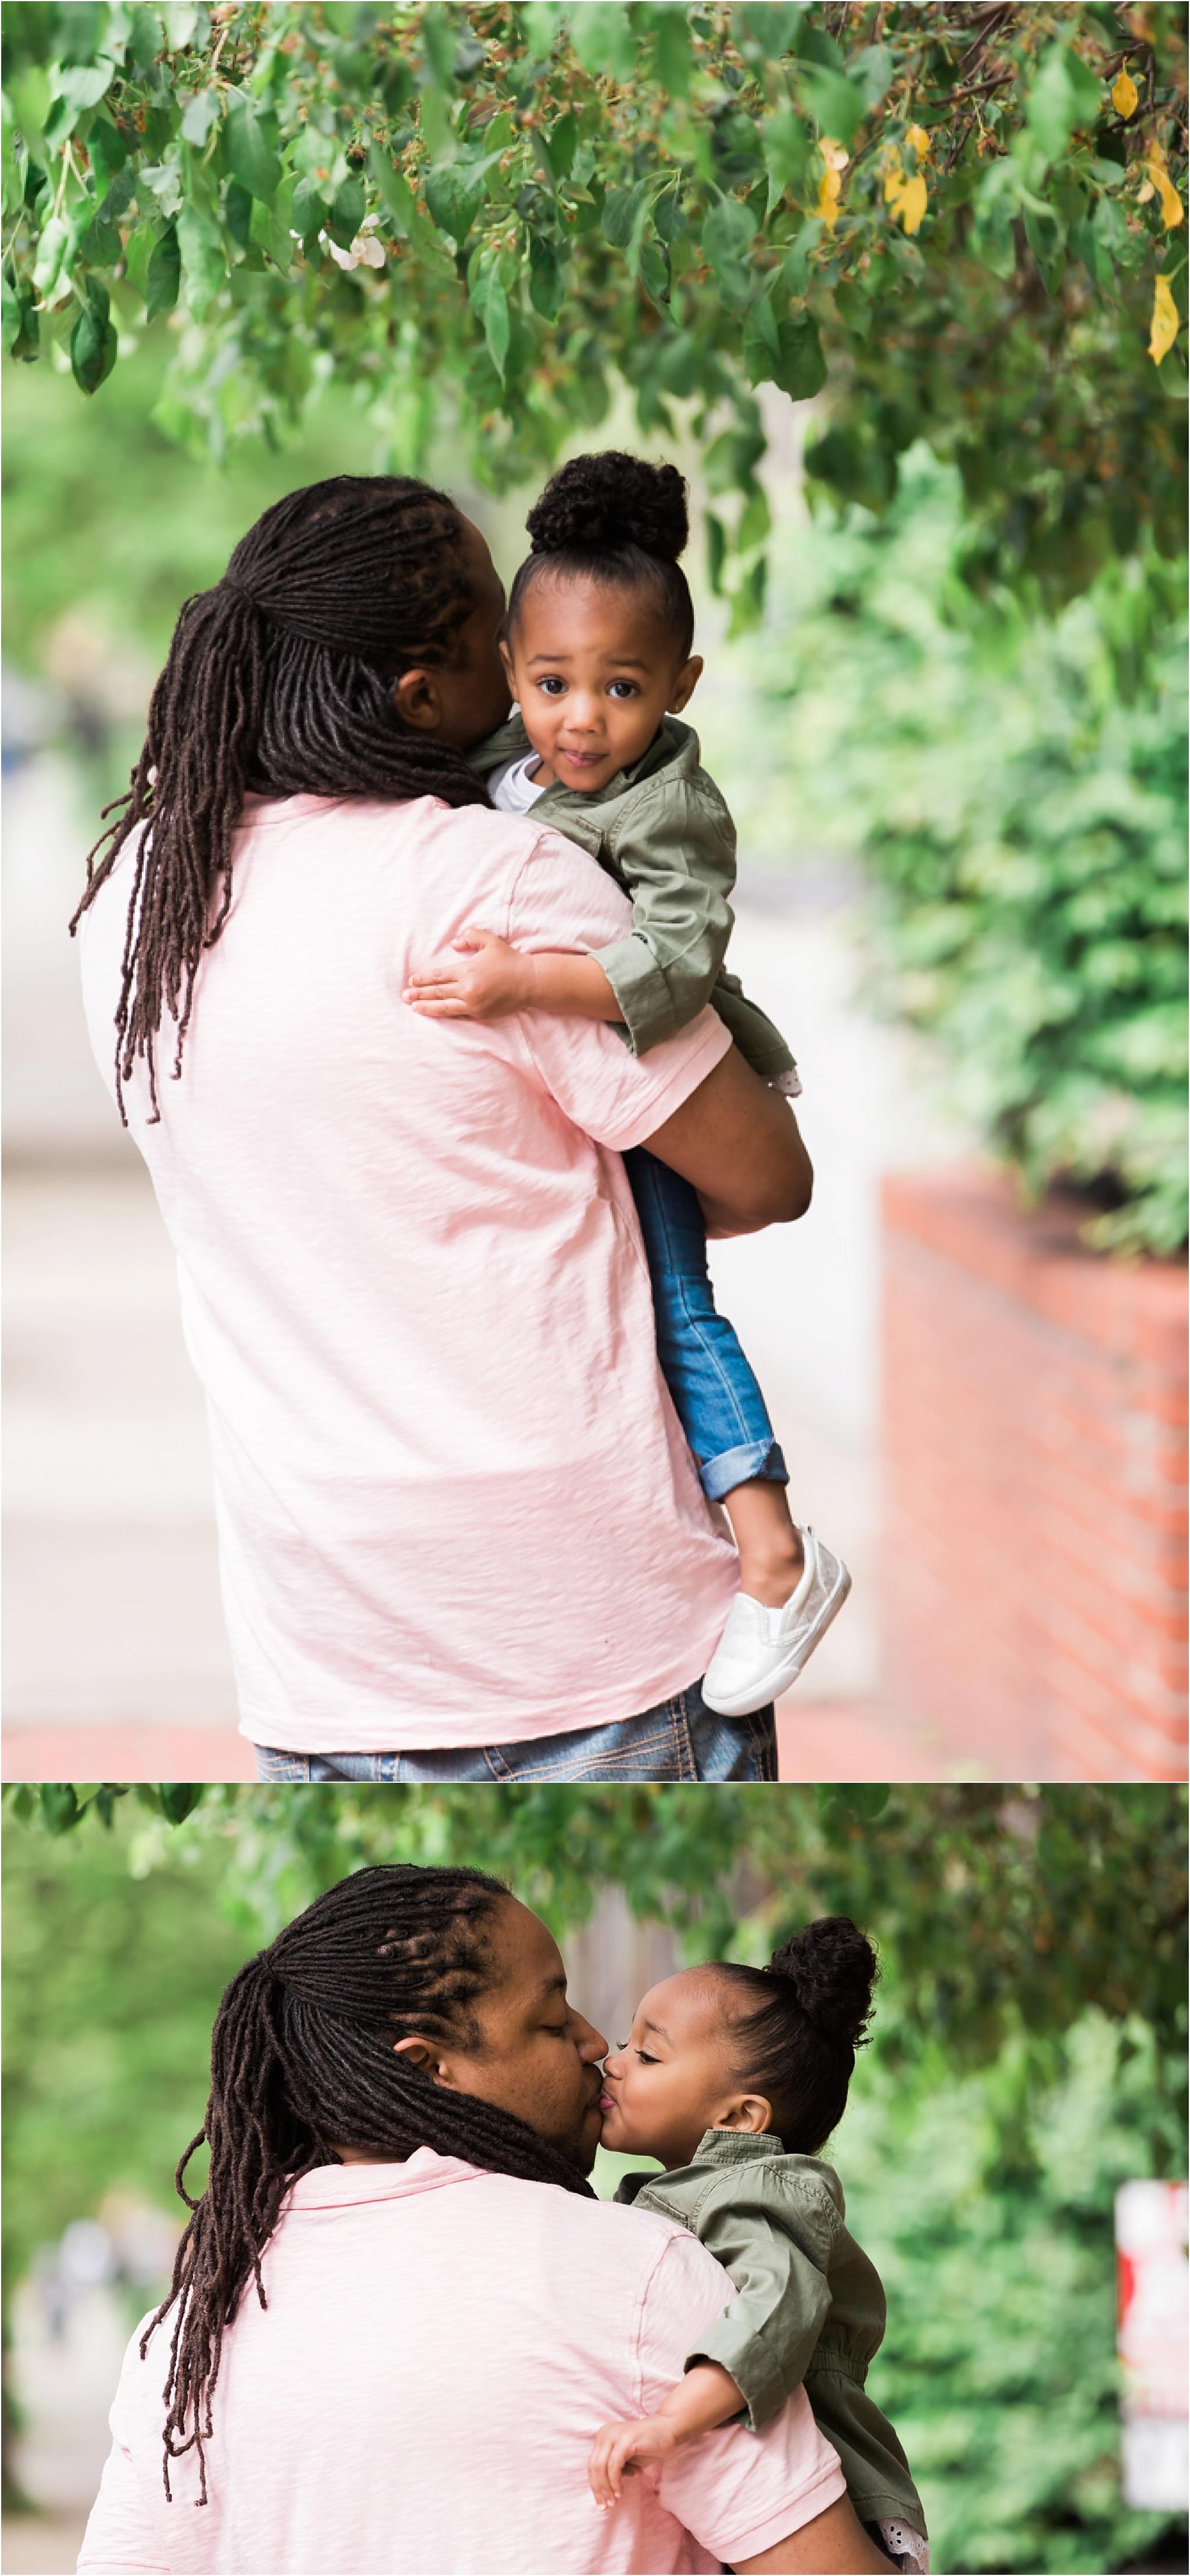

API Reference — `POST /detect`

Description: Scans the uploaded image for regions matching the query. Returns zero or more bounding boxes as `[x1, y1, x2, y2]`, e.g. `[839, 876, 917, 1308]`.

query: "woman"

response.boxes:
[77, 1862, 891, 2574]
[74, 476, 812, 1780]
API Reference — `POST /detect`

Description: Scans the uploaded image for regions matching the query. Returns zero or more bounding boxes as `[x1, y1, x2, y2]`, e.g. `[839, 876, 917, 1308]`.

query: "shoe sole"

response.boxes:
[701, 1560, 853, 1719]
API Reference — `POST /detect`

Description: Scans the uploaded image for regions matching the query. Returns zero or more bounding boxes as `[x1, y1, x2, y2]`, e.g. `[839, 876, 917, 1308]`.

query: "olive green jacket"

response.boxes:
[616, 2129, 926, 2538]
[468, 713, 795, 1080]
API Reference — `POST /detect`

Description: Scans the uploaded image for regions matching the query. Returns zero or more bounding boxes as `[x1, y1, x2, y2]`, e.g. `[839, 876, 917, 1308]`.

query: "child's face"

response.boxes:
[598, 1968, 772, 2171]
[501, 574, 702, 794]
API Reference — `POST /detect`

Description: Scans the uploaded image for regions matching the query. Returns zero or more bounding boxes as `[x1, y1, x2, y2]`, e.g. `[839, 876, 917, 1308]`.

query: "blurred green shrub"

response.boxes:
[845, 2014, 1183, 2575]
[743, 450, 1188, 1257]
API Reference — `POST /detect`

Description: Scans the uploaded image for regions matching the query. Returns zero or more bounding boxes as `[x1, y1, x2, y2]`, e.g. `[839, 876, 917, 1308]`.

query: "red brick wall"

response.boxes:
[881, 1169, 1188, 1782]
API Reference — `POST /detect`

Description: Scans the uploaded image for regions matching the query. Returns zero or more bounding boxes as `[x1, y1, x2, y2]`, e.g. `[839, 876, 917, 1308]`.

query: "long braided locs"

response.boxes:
[142, 1864, 594, 2507]
[70, 475, 492, 1123]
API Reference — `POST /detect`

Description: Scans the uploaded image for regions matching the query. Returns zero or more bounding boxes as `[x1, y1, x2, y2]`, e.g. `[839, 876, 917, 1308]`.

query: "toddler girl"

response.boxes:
[591, 1919, 929, 2573]
[404, 452, 849, 1717]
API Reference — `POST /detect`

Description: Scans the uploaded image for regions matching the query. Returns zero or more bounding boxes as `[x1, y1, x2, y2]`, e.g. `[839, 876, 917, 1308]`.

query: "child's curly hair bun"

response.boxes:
[769, 1917, 879, 2052]
[526, 452, 690, 563]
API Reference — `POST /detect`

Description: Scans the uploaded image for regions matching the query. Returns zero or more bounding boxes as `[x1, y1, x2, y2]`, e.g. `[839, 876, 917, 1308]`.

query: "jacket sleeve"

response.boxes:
[590, 778, 737, 1055]
[686, 2178, 837, 2432]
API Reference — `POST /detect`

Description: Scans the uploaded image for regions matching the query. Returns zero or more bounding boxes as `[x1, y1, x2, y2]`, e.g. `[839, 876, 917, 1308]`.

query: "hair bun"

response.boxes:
[769, 1917, 879, 2051]
[525, 452, 689, 563]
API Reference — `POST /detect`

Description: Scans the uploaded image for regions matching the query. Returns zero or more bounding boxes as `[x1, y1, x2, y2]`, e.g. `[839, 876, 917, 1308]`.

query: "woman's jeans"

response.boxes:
[621, 1147, 787, 1503]
[254, 1685, 777, 1783]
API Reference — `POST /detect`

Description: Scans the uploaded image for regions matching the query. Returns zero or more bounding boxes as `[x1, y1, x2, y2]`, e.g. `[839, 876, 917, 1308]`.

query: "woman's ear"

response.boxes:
[392, 2033, 450, 2079]
[392, 667, 447, 734]
[667, 655, 704, 715]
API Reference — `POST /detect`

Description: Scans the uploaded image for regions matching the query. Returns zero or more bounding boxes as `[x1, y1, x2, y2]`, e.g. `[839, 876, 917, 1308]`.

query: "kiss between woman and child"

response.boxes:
[586, 1917, 928, 2574]
[404, 449, 851, 1719]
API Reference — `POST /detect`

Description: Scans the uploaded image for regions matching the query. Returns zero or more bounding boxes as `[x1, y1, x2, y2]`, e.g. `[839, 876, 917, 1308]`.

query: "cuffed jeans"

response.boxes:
[253, 1680, 776, 1783]
[622, 1147, 788, 1502]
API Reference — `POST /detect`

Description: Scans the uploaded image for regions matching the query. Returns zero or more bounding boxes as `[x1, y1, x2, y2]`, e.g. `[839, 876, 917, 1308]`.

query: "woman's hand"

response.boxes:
[588, 2412, 683, 2509]
[404, 928, 536, 1020]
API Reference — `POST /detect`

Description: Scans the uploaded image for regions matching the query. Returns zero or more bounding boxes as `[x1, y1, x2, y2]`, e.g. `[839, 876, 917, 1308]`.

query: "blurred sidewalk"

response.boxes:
[3, 758, 969, 1784]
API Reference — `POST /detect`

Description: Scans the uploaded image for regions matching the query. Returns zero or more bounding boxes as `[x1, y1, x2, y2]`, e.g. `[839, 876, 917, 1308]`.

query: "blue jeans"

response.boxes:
[622, 1147, 787, 1503]
[253, 1683, 776, 1783]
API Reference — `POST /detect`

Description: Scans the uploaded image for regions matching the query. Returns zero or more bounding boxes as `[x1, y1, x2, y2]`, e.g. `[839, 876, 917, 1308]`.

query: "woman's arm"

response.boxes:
[641, 1044, 813, 1233]
[734, 2493, 893, 2574]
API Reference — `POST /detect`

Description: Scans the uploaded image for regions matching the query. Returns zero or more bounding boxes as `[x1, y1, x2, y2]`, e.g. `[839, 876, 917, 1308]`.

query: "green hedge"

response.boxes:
[736, 452, 1188, 1257]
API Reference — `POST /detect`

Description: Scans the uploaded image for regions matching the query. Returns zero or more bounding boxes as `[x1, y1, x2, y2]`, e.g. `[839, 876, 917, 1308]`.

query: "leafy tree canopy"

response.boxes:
[5, 1781, 1187, 2097]
[2, 2, 1187, 630]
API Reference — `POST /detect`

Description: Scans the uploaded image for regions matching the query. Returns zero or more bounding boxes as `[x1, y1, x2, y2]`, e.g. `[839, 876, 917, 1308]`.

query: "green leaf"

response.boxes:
[638, 235, 670, 309]
[782, 217, 821, 296]
[972, 160, 1021, 280]
[327, 172, 365, 250]
[817, 1783, 890, 1824]
[224, 95, 281, 205]
[85, 113, 127, 198]
[420, 5, 458, 89]
[735, 5, 801, 58]
[6, 66, 53, 145]
[49, 55, 116, 118]
[2, 269, 23, 353]
[368, 144, 415, 235]
[483, 268, 510, 379]
[600, 184, 642, 249]
[647, 8, 691, 97]
[157, 1783, 205, 1824]
[702, 192, 758, 275]
[424, 164, 484, 248]
[748, 306, 827, 400]
[70, 278, 119, 397]
[705, 507, 727, 596]
[144, 219, 181, 318]
[292, 174, 328, 243]
[762, 108, 810, 213]
[848, 44, 894, 110]
[528, 232, 565, 320]
[569, 3, 636, 83]
[31, 209, 70, 295]
[180, 86, 221, 147]
[798, 66, 865, 149]
[38, 1782, 80, 1833]
[834, 279, 872, 338]
[1026, 45, 1103, 168]
[177, 197, 225, 314]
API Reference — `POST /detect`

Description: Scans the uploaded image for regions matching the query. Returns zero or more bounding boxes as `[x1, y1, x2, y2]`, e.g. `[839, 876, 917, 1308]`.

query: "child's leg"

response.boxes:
[622, 1147, 803, 1608]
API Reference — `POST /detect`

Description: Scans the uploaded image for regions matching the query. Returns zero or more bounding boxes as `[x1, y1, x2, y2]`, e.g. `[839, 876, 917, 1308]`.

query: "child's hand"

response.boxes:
[404, 928, 536, 1021]
[587, 2413, 683, 2511]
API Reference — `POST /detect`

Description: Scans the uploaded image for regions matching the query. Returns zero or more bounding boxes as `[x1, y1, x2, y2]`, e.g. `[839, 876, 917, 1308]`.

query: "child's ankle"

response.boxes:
[735, 1526, 804, 1608]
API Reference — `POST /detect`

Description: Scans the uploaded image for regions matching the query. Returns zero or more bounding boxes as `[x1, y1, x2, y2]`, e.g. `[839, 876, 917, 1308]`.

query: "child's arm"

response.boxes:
[404, 929, 623, 1026]
[588, 2362, 744, 2509]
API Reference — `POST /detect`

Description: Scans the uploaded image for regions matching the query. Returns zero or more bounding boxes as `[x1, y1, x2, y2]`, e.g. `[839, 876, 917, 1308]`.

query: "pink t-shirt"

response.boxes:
[78, 2155, 846, 2575]
[78, 795, 738, 1750]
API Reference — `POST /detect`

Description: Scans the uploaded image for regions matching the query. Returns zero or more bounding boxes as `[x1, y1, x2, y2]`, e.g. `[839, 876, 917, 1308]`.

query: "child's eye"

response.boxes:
[607, 680, 639, 699]
[635, 2048, 658, 2065]
[536, 676, 567, 696]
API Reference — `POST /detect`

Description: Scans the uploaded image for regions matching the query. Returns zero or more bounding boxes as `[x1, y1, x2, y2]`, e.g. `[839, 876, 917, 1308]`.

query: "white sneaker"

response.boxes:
[701, 1527, 852, 1717]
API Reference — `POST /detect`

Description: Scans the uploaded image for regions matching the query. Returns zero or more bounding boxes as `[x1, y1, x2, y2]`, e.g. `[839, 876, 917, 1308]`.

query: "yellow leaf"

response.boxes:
[1112, 68, 1139, 119]
[906, 124, 931, 161]
[817, 162, 842, 229]
[884, 164, 929, 235]
[1149, 270, 1179, 363]
[1148, 159, 1184, 230]
[820, 137, 849, 173]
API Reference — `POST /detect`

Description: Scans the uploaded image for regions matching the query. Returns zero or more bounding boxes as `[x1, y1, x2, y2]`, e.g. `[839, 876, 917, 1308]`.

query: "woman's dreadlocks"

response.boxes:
[142, 1863, 594, 2507]
[71, 475, 492, 1121]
